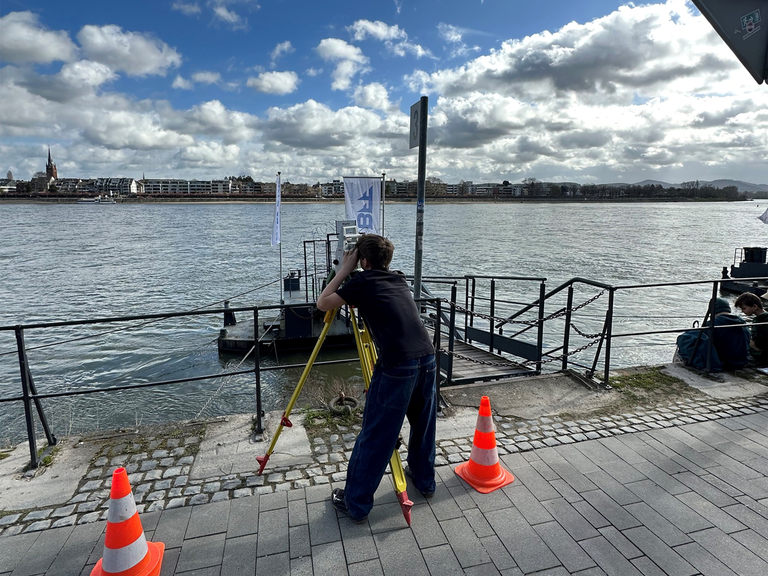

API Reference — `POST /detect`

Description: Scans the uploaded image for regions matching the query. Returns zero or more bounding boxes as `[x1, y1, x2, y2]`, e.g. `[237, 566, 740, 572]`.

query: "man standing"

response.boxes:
[317, 234, 436, 523]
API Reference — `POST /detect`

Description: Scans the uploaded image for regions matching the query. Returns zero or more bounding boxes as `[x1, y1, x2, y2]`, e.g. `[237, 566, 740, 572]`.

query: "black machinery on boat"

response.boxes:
[721, 246, 768, 296]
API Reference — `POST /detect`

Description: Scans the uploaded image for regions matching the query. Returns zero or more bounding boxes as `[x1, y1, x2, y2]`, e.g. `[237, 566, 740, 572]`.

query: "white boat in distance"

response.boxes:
[77, 195, 116, 204]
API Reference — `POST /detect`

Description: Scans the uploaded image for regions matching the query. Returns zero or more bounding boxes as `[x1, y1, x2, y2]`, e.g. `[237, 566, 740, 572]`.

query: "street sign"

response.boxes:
[409, 101, 420, 149]
[692, 0, 768, 84]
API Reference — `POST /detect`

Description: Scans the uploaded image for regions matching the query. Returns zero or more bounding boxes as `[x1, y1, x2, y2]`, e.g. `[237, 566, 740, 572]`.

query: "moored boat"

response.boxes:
[720, 246, 768, 296]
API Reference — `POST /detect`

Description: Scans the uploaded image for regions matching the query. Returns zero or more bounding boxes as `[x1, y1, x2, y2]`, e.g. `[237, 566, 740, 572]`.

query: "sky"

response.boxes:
[1, 0, 766, 185]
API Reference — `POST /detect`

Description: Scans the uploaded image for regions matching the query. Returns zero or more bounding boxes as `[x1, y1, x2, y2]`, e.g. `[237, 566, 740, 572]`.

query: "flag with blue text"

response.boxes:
[343, 177, 381, 234]
[271, 173, 281, 245]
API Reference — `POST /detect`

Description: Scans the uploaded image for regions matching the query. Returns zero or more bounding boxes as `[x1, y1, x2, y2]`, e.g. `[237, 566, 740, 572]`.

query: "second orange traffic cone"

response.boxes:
[91, 467, 165, 576]
[455, 396, 515, 493]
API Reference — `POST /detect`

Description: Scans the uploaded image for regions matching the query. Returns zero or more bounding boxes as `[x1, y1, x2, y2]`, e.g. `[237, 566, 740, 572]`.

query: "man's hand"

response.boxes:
[340, 248, 359, 275]
[317, 249, 357, 311]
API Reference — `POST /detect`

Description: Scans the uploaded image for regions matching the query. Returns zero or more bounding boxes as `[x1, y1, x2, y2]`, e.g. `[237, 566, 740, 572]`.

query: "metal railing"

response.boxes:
[0, 298, 442, 469]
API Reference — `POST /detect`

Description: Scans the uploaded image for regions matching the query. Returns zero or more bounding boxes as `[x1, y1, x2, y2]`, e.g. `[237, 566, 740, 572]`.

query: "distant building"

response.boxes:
[321, 179, 344, 196]
[0, 179, 16, 193]
[46, 147, 57, 180]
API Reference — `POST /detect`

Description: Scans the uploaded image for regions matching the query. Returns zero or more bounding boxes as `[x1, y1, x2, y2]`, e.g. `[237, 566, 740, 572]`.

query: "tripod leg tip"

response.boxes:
[256, 454, 269, 475]
[397, 490, 414, 526]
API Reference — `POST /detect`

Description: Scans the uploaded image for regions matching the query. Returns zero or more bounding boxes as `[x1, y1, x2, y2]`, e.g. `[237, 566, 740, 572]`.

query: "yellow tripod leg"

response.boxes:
[257, 308, 338, 475]
[350, 308, 413, 526]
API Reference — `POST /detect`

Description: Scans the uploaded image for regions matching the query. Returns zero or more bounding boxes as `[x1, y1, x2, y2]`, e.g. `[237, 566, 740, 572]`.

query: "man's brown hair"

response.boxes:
[355, 234, 394, 271]
[735, 292, 764, 310]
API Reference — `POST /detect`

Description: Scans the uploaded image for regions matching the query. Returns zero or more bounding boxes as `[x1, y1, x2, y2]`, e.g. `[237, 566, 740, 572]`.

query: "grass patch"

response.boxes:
[0, 452, 9, 461]
[609, 367, 682, 393]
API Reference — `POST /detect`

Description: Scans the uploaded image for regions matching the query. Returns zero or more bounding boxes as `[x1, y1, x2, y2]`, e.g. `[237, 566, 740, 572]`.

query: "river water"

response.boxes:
[1, 200, 766, 444]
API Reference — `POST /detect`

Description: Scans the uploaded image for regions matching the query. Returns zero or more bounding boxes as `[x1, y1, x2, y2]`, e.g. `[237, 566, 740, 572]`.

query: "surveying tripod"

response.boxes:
[256, 307, 415, 525]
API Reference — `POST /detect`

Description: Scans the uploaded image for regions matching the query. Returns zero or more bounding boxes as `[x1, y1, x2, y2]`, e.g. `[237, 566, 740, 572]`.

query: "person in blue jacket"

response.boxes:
[710, 297, 750, 370]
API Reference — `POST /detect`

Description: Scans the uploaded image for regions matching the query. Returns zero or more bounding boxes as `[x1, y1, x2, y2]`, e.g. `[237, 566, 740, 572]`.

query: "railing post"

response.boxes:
[537, 281, 545, 374]
[447, 285, 457, 385]
[253, 308, 264, 435]
[15, 327, 39, 469]
[464, 276, 469, 336]
[562, 284, 574, 371]
[707, 282, 718, 372]
[435, 298, 442, 400]
[469, 277, 476, 340]
[603, 288, 615, 386]
[489, 279, 496, 353]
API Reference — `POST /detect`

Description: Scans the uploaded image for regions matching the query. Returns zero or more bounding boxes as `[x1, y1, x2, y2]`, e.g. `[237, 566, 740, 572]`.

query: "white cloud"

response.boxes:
[348, 20, 407, 42]
[176, 141, 240, 168]
[348, 19, 432, 59]
[77, 25, 182, 76]
[164, 99, 259, 143]
[353, 83, 400, 113]
[213, 5, 240, 23]
[191, 71, 221, 84]
[437, 23, 462, 44]
[171, 1, 202, 16]
[315, 38, 369, 90]
[172, 75, 194, 89]
[0, 12, 78, 64]
[59, 60, 117, 87]
[305, 67, 323, 77]
[270, 41, 294, 67]
[247, 71, 300, 95]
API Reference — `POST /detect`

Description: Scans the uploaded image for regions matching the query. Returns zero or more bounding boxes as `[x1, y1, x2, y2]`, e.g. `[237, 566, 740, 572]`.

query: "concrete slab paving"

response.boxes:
[8, 403, 768, 574]
[0, 436, 98, 512]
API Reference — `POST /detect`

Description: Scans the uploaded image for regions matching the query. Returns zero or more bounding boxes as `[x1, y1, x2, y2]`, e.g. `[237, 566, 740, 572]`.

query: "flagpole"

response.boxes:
[278, 172, 283, 304]
[381, 172, 386, 234]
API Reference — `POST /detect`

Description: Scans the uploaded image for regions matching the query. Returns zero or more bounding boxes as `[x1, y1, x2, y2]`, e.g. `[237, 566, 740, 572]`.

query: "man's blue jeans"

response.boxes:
[344, 354, 437, 520]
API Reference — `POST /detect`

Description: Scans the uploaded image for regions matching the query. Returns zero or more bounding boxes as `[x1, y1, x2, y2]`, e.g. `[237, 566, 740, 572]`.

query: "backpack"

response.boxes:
[675, 329, 723, 372]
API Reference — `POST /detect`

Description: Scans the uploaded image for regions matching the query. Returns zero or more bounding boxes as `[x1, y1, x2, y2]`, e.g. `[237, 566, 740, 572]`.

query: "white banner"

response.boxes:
[344, 177, 381, 234]
[271, 173, 281, 246]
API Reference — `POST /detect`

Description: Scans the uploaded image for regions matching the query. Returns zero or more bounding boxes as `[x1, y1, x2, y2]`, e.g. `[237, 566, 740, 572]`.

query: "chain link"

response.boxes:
[569, 323, 604, 339]
[441, 289, 606, 328]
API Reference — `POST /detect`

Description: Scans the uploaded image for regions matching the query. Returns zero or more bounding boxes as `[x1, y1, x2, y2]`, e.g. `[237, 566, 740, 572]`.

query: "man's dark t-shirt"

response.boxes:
[336, 269, 434, 368]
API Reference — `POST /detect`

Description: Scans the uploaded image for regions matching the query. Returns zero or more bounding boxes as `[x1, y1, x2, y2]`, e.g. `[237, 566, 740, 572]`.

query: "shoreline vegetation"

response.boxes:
[0, 195, 754, 205]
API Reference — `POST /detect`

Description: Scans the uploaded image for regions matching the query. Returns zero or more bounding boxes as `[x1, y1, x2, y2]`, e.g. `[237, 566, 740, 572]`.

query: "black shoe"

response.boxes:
[331, 488, 366, 523]
[404, 466, 435, 498]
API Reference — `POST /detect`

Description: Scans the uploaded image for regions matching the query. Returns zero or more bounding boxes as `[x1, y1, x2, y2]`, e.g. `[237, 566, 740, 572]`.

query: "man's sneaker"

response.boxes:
[331, 488, 366, 524]
[404, 466, 435, 498]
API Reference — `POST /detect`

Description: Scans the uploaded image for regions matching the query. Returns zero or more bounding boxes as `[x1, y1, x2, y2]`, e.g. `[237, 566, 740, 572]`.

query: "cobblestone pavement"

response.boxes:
[5, 402, 768, 574]
[1, 394, 767, 539]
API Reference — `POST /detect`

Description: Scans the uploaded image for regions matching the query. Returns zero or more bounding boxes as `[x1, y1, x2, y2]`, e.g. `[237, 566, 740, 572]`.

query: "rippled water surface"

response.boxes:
[2, 200, 767, 443]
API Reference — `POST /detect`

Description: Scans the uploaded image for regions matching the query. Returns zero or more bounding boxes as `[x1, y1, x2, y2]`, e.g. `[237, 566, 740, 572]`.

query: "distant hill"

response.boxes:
[630, 179, 673, 188]
[699, 179, 768, 193]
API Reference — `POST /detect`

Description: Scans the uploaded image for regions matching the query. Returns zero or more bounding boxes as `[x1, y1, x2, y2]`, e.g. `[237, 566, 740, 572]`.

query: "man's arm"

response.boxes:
[317, 249, 358, 311]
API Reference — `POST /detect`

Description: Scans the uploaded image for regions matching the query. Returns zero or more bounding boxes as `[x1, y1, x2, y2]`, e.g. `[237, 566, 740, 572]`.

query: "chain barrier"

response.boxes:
[441, 336, 602, 369]
[441, 289, 606, 328]
[569, 323, 604, 339]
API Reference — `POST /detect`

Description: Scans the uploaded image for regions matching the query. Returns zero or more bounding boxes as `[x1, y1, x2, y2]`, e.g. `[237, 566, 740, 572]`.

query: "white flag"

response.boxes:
[271, 173, 281, 246]
[344, 177, 381, 234]
[760, 207, 768, 225]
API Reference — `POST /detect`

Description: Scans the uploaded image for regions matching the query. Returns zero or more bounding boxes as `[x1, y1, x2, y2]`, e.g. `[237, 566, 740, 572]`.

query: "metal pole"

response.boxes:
[15, 327, 39, 469]
[562, 284, 574, 371]
[278, 172, 283, 304]
[537, 281, 545, 374]
[435, 298, 442, 394]
[489, 279, 496, 353]
[413, 96, 428, 303]
[447, 285, 457, 385]
[707, 282, 718, 371]
[253, 308, 263, 435]
[381, 172, 386, 234]
[603, 288, 615, 385]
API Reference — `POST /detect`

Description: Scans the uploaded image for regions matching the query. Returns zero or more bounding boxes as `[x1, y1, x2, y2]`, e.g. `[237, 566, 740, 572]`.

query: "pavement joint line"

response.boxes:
[2, 391, 768, 535]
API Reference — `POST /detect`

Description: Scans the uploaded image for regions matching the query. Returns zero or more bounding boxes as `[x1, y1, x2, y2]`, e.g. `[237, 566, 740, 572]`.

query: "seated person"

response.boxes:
[735, 292, 768, 366]
[710, 297, 750, 370]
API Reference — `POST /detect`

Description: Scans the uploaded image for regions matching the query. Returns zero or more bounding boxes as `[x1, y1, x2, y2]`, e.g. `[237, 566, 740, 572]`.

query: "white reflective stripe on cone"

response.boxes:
[102, 532, 148, 574]
[107, 493, 137, 524]
[475, 416, 494, 434]
[470, 444, 499, 466]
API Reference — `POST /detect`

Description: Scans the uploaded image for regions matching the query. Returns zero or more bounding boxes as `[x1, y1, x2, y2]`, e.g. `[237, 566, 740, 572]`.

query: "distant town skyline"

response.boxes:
[2, 1, 768, 185]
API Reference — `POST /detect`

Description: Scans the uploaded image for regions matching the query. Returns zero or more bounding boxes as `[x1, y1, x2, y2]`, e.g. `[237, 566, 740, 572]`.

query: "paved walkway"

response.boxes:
[4, 405, 768, 575]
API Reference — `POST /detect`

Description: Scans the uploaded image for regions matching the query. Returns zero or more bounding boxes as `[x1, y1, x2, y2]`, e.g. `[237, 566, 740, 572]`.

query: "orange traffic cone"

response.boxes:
[91, 467, 165, 576]
[455, 396, 515, 493]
